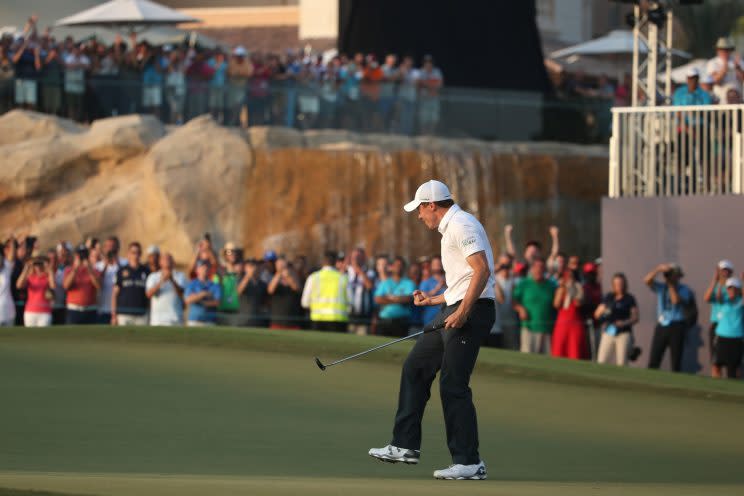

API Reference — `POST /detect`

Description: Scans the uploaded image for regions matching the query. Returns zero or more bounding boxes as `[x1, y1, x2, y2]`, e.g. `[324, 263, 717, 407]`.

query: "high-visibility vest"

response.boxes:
[310, 268, 349, 322]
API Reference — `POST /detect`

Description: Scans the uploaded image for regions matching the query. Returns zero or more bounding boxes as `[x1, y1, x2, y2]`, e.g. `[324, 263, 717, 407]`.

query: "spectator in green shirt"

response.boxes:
[512, 258, 556, 354]
[214, 242, 242, 326]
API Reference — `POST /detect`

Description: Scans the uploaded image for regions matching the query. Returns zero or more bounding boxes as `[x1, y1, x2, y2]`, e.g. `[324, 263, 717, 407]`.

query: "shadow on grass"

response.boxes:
[0, 488, 93, 496]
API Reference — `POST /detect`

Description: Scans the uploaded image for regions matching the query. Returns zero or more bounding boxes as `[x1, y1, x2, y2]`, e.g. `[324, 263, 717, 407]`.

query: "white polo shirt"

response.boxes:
[438, 204, 495, 306]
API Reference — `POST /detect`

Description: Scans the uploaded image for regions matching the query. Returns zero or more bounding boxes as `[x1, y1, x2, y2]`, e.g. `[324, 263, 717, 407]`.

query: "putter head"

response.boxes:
[314, 357, 326, 371]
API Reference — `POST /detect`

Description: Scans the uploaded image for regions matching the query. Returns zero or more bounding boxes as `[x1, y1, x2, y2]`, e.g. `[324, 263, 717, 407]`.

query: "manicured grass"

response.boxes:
[0, 326, 742, 495]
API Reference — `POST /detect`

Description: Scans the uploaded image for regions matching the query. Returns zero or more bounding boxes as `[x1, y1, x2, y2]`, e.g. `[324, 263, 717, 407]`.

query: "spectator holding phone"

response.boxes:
[0, 239, 18, 326]
[493, 254, 519, 349]
[707, 277, 743, 379]
[551, 268, 588, 360]
[268, 257, 303, 329]
[16, 255, 55, 327]
[63, 246, 101, 324]
[95, 236, 126, 324]
[704, 260, 734, 368]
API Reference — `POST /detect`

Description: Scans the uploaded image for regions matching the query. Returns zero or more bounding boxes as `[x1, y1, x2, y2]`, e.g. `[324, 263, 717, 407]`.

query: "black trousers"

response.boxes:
[648, 322, 686, 372]
[377, 317, 410, 337]
[391, 299, 494, 465]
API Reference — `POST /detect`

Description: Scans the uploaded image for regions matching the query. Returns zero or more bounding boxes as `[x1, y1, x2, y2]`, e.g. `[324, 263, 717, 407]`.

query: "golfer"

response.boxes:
[369, 180, 495, 480]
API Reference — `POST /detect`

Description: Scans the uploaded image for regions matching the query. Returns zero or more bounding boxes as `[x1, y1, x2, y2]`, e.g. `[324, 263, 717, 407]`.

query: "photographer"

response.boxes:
[16, 256, 55, 327]
[594, 273, 639, 366]
[644, 263, 695, 372]
[63, 246, 101, 324]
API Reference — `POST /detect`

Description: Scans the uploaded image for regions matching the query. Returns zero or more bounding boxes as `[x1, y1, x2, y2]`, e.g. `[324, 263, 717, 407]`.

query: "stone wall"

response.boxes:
[0, 110, 608, 265]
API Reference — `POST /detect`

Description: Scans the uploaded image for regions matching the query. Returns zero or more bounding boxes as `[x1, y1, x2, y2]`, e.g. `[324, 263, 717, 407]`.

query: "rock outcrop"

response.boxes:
[0, 110, 608, 264]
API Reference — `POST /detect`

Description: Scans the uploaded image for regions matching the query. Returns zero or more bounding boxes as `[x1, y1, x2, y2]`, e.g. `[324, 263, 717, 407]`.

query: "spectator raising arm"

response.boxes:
[504, 224, 516, 260]
[644, 264, 667, 289]
[704, 266, 724, 303]
[547, 226, 559, 270]
[15, 260, 32, 289]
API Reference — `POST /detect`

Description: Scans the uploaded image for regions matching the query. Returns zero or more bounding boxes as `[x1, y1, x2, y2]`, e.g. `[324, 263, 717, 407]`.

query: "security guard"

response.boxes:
[368, 180, 495, 480]
[301, 251, 349, 332]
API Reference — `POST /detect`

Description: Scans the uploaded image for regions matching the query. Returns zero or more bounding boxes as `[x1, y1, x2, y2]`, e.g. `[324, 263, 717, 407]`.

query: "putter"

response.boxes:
[314, 307, 454, 371]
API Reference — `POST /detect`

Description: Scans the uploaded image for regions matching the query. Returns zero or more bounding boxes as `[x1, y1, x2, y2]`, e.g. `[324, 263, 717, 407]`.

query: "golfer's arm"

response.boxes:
[427, 293, 446, 306]
[457, 252, 489, 317]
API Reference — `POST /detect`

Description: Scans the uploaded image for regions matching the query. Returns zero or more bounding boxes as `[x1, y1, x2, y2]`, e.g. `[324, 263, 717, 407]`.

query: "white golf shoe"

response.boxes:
[433, 460, 487, 480]
[368, 444, 420, 464]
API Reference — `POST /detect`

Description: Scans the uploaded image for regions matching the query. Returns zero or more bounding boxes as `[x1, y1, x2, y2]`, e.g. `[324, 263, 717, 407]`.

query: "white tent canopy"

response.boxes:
[56, 0, 200, 29]
[550, 29, 690, 59]
[669, 58, 709, 84]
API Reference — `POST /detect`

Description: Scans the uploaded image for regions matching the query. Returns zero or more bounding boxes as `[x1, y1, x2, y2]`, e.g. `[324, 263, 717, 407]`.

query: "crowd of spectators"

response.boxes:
[557, 36, 744, 107]
[671, 37, 744, 106]
[0, 14, 444, 134]
[2, 226, 742, 379]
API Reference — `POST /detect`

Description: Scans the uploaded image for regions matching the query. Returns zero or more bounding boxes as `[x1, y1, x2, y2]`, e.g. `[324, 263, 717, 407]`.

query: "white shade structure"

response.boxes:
[550, 30, 690, 59]
[669, 59, 708, 84]
[56, 0, 200, 30]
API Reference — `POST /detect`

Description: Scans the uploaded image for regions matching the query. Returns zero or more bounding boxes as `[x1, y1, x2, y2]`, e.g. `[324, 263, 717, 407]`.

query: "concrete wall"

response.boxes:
[299, 0, 338, 39]
[601, 195, 744, 375]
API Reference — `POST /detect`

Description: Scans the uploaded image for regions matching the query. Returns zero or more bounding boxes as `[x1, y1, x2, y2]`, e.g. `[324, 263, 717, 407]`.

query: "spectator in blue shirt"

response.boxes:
[703, 260, 734, 369]
[644, 263, 695, 372]
[418, 255, 446, 326]
[374, 256, 416, 337]
[208, 51, 228, 123]
[141, 44, 165, 119]
[185, 260, 222, 326]
[706, 275, 743, 380]
[672, 69, 712, 106]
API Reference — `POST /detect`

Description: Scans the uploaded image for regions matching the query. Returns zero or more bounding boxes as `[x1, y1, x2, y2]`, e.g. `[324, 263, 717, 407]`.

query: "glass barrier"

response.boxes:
[0, 76, 613, 144]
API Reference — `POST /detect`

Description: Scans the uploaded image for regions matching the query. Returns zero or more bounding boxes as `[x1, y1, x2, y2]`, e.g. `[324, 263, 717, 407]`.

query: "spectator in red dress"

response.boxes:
[551, 269, 588, 360]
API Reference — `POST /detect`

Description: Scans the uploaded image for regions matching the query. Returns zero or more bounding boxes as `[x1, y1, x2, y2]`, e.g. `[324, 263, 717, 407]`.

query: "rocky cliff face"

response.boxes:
[0, 110, 608, 264]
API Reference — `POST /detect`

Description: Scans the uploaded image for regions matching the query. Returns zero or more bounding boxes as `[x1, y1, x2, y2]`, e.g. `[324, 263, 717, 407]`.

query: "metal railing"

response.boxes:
[0, 77, 613, 143]
[609, 104, 744, 197]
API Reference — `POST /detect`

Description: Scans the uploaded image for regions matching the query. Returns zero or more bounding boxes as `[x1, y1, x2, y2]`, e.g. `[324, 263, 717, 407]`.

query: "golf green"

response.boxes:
[0, 327, 743, 496]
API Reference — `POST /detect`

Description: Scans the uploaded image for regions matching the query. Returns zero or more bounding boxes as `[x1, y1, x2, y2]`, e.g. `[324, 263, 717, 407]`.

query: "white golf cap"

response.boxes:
[403, 180, 452, 212]
[725, 277, 742, 289]
[718, 259, 734, 271]
[146, 244, 160, 255]
[233, 45, 247, 56]
[686, 68, 700, 78]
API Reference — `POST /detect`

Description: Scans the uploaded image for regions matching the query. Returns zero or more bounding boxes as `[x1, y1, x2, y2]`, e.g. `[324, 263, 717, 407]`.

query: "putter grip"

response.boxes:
[422, 305, 458, 333]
